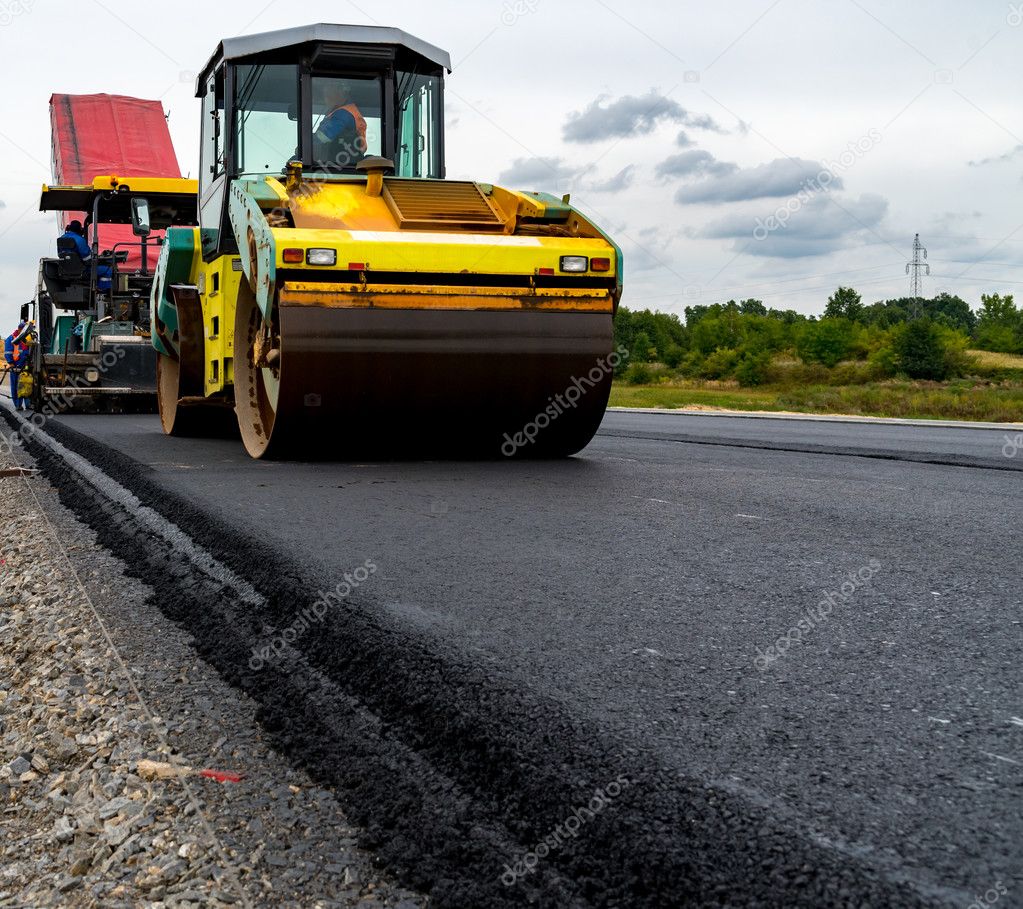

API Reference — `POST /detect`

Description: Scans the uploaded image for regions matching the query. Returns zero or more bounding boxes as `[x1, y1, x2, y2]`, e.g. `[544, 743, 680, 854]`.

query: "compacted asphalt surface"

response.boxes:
[8, 406, 1021, 907]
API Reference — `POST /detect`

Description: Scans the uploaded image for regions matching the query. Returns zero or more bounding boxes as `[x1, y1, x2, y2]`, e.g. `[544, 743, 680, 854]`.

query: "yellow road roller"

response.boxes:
[151, 24, 623, 458]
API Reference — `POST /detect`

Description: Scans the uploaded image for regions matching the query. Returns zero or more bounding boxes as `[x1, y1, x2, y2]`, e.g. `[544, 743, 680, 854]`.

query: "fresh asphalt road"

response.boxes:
[33, 408, 1023, 903]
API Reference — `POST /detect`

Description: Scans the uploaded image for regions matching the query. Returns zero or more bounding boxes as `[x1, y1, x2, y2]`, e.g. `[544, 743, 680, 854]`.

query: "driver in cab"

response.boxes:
[313, 82, 367, 165]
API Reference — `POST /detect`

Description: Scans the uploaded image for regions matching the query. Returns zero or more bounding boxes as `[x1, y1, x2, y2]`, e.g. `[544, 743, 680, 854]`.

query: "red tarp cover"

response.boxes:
[49, 94, 184, 267]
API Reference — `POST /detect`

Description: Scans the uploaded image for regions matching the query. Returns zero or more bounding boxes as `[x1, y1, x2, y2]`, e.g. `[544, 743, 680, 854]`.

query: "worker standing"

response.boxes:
[4, 321, 31, 411]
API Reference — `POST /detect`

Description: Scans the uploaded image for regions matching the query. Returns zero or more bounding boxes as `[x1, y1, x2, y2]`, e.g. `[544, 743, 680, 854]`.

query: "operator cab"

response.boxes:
[38, 179, 198, 320]
[36, 178, 198, 367]
[196, 23, 452, 260]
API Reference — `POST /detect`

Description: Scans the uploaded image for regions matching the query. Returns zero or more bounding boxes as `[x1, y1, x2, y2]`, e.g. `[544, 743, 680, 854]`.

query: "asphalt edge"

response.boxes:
[607, 407, 1023, 432]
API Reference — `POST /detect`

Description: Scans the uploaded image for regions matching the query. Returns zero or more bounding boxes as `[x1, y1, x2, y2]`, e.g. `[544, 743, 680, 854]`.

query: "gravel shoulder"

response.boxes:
[0, 440, 425, 908]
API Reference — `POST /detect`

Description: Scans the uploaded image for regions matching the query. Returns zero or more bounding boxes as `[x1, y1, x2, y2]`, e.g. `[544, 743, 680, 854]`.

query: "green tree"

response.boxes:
[862, 295, 975, 333]
[796, 318, 855, 367]
[684, 304, 713, 325]
[824, 286, 863, 321]
[691, 315, 739, 355]
[767, 308, 804, 324]
[929, 293, 975, 333]
[632, 331, 654, 363]
[739, 298, 767, 316]
[891, 319, 957, 380]
[979, 292, 1016, 322]
[975, 293, 1021, 353]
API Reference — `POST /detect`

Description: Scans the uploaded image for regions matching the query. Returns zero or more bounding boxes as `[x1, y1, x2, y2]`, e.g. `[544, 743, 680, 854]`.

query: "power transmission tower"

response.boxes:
[905, 233, 930, 319]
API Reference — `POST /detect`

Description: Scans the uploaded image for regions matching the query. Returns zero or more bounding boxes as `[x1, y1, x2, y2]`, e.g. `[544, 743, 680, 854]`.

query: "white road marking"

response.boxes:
[630, 495, 674, 505]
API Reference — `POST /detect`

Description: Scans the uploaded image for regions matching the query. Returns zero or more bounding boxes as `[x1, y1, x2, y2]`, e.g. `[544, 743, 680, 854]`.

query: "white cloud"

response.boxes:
[563, 90, 721, 143]
[676, 158, 842, 205]
[701, 193, 889, 258]
[968, 145, 1023, 167]
[656, 150, 738, 180]
[588, 165, 636, 194]
[497, 157, 592, 188]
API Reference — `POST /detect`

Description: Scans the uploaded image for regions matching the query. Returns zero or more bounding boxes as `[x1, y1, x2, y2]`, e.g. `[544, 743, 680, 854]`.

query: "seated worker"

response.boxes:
[58, 220, 111, 292]
[313, 82, 368, 166]
[3, 321, 32, 411]
[71, 316, 86, 353]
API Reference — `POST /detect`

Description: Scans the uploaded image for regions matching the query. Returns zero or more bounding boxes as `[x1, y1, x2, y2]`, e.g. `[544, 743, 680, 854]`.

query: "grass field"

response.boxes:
[609, 380, 1023, 423]
[966, 349, 1023, 370]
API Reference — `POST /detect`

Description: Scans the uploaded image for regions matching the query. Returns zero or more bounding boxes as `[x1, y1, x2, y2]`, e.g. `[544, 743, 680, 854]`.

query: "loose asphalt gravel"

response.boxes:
[0, 428, 425, 908]
[1, 405, 1020, 908]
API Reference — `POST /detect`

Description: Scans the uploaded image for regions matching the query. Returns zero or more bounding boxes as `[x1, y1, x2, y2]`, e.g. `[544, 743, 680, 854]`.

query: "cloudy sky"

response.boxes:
[1, 0, 1022, 330]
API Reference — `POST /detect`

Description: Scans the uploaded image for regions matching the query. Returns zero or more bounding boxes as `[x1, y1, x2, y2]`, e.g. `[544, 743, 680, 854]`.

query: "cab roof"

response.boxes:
[196, 23, 452, 95]
[40, 176, 199, 229]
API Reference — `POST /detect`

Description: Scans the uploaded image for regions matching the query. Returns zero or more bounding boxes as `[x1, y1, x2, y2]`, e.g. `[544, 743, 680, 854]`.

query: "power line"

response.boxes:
[637, 263, 904, 303]
[747, 275, 902, 301]
[939, 260, 1023, 269]
[930, 273, 1023, 286]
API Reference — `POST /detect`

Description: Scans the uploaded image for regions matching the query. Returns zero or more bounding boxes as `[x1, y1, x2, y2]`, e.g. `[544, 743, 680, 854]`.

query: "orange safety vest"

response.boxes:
[325, 103, 367, 148]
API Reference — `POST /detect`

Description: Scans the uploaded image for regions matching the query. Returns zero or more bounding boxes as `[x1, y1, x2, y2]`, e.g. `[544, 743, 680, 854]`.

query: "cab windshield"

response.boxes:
[232, 63, 443, 177]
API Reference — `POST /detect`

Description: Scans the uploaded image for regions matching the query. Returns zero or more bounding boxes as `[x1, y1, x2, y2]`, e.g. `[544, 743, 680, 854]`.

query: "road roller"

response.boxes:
[151, 24, 623, 458]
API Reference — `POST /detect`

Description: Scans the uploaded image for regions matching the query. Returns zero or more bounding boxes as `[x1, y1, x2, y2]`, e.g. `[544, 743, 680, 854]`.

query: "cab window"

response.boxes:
[310, 75, 383, 169]
[234, 64, 299, 175]
[396, 72, 441, 179]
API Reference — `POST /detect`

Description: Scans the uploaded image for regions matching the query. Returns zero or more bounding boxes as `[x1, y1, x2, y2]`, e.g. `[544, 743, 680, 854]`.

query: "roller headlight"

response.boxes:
[307, 248, 338, 266]
[560, 256, 588, 273]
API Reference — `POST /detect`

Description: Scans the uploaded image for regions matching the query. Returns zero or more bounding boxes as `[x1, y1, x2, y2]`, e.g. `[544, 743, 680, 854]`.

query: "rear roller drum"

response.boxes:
[157, 353, 233, 437]
[233, 281, 285, 459]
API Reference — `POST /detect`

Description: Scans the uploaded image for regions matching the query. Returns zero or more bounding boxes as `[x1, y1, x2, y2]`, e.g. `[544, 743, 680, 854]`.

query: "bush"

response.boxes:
[829, 360, 885, 386]
[735, 351, 771, 387]
[699, 347, 740, 379]
[867, 345, 899, 378]
[974, 323, 1020, 355]
[625, 363, 654, 385]
[891, 319, 965, 380]
[796, 319, 855, 368]
[661, 343, 686, 368]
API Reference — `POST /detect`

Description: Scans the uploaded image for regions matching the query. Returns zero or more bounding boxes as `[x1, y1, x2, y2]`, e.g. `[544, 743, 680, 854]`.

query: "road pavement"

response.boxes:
[5, 405, 1020, 907]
